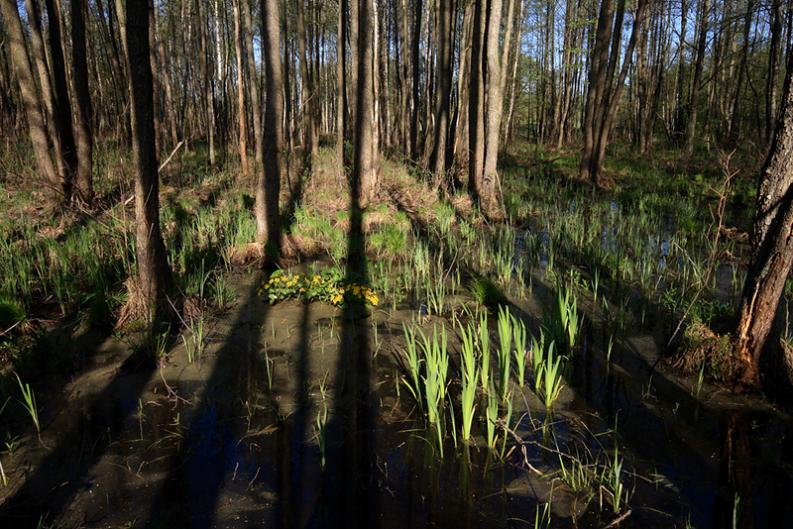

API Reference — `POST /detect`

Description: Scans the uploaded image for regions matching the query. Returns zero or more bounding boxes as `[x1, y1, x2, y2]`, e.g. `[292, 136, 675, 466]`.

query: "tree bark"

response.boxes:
[337, 0, 348, 178]
[232, 0, 249, 176]
[0, 0, 61, 203]
[734, 54, 793, 388]
[257, 0, 285, 254]
[71, 0, 94, 204]
[430, 0, 453, 184]
[685, 0, 710, 154]
[44, 0, 78, 196]
[121, 0, 173, 322]
[297, 0, 319, 168]
[353, 0, 377, 206]
[482, 0, 504, 219]
[241, 0, 263, 176]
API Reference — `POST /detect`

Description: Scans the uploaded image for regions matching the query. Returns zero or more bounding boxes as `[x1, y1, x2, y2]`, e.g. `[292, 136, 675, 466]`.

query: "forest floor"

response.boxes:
[0, 142, 791, 529]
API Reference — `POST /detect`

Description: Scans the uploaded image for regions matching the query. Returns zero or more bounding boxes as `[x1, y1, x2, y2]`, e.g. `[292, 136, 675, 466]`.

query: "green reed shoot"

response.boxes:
[606, 334, 614, 364]
[603, 445, 629, 514]
[512, 314, 528, 386]
[499, 395, 513, 459]
[485, 383, 499, 449]
[458, 322, 479, 443]
[478, 313, 491, 392]
[421, 325, 449, 427]
[315, 374, 330, 468]
[14, 372, 40, 438]
[419, 325, 449, 456]
[536, 341, 565, 409]
[401, 323, 423, 412]
[496, 306, 513, 401]
[182, 316, 206, 364]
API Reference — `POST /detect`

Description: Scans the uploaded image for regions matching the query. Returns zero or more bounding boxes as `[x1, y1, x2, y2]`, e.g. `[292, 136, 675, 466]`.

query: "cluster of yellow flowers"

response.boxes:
[332, 284, 379, 307]
[260, 271, 378, 307]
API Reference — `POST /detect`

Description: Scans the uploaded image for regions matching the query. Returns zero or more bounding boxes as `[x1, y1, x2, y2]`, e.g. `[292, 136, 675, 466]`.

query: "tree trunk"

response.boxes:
[734, 54, 793, 388]
[430, 0, 453, 184]
[337, 0, 348, 178]
[71, 0, 94, 204]
[482, 0, 504, 219]
[257, 0, 285, 254]
[410, 0, 422, 160]
[44, 0, 78, 197]
[0, 0, 62, 203]
[121, 0, 173, 322]
[241, 0, 263, 176]
[468, 0, 486, 200]
[685, 0, 710, 154]
[232, 0, 249, 176]
[297, 0, 319, 168]
[353, 0, 377, 207]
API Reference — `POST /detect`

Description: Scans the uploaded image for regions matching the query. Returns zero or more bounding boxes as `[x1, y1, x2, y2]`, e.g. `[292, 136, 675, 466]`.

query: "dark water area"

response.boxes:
[1, 268, 791, 529]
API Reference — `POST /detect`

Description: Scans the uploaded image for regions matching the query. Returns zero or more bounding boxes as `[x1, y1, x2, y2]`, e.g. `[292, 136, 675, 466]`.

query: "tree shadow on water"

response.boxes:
[0, 329, 165, 527]
[310, 177, 378, 529]
[142, 273, 272, 528]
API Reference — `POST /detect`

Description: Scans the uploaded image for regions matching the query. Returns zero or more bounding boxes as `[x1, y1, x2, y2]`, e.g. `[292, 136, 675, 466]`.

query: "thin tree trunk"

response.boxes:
[120, 0, 173, 323]
[482, 0, 504, 219]
[685, 0, 710, 153]
[353, 0, 377, 206]
[337, 0, 348, 178]
[297, 0, 319, 168]
[71, 0, 94, 203]
[44, 0, 78, 196]
[430, 0, 453, 183]
[242, 0, 263, 176]
[410, 0, 422, 159]
[468, 0, 486, 198]
[258, 0, 285, 253]
[232, 0, 249, 176]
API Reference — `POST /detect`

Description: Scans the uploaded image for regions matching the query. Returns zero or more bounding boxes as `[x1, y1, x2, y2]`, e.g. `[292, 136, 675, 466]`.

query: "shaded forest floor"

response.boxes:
[0, 142, 791, 528]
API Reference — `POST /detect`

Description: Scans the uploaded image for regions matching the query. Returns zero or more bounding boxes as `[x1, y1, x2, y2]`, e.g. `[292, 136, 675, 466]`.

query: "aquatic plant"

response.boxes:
[420, 325, 449, 456]
[534, 341, 565, 409]
[315, 374, 330, 468]
[478, 313, 491, 392]
[601, 445, 630, 514]
[458, 322, 479, 443]
[182, 315, 206, 364]
[401, 323, 423, 412]
[512, 314, 528, 386]
[544, 284, 581, 353]
[14, 372, 40, 437]
[496, 306, 513, 401]
[485, 382, 499, 450]
[558, 450, 595, 495]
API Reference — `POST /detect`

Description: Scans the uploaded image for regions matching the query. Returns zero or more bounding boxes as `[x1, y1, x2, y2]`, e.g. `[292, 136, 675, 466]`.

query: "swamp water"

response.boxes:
[0, 266, 791, 529]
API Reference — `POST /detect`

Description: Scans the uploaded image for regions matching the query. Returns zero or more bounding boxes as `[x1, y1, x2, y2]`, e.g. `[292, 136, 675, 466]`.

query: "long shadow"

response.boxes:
[312, 164, 377, 528]
[281, 161, 308, 236]
[0, 327, 162, 527]
[276, 301, 313, 529]
[142, 273, 271, 528]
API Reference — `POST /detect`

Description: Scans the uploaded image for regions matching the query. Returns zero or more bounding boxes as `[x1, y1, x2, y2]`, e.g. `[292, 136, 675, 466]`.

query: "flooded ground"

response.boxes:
[1, 267, 790, 529]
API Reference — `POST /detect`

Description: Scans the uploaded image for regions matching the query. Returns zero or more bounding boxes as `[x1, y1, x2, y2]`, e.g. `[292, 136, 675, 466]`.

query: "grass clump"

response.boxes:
[0, 298, 26, 332]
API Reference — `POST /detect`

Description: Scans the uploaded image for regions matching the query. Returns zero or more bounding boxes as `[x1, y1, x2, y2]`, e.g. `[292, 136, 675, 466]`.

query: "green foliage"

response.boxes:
[0, 298, 26, 331]
[469, 277, 507, 308]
